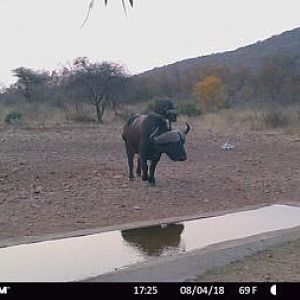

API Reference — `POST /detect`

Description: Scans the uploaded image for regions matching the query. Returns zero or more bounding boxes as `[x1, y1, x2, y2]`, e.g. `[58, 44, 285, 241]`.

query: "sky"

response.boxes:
[0, 0, 300, 87]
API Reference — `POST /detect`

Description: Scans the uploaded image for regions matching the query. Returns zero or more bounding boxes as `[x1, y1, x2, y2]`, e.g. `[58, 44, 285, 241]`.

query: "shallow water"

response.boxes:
[1, 204, 300, 282]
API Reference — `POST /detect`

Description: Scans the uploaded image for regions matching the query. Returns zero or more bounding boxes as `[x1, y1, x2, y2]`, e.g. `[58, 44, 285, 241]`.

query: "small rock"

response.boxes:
[221, 142, 234, 150]
[133, 205, 141, 210]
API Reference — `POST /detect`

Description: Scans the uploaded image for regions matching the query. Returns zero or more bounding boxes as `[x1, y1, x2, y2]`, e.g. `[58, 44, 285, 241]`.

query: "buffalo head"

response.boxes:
[150, 123, 190, 162]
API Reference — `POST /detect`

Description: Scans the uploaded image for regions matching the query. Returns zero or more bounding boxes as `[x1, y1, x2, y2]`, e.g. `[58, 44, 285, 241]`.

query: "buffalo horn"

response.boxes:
[184, 123, 191, 135]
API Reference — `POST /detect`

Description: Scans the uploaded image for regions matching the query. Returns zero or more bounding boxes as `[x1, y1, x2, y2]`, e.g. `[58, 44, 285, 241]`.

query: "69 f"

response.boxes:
[239, 286, 258, 295]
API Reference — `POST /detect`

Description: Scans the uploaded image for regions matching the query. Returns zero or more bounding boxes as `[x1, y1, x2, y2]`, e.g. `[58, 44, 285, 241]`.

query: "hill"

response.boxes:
[143, 27, 300, 76]
[133, 27, 300, 106]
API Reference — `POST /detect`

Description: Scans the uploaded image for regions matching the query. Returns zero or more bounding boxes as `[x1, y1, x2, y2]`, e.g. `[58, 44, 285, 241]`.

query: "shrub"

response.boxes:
[262, 108, 289, 128]
[145, 99, 202, 117]
[116, 108, 137, 122]
[144, 99, 156, 114]
[177, 103, 202, 116]
[144, 97, 175, 114]
[193, 76, 227, 113]
[4, 112, 23, 125]
[65, 111, 95, 122]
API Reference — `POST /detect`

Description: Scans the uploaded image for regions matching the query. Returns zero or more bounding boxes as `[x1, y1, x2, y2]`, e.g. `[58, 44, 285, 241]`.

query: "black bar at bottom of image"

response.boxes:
[0, 282, 299, 299]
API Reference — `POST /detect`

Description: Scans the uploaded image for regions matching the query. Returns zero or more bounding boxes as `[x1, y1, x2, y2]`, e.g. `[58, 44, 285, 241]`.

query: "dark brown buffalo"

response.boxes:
[122, 113, 190, 185]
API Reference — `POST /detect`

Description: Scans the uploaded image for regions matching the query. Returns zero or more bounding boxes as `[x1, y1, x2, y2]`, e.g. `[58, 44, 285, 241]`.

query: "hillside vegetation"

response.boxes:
[133, 28, 300, 105]
[1, 27, 300, 128]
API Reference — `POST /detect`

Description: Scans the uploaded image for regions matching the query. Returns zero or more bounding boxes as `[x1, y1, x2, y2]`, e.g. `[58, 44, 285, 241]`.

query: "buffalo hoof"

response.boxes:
[148, 179, 156, 186]
[128, 175, 134, 181]
[142, 174, 148, 181]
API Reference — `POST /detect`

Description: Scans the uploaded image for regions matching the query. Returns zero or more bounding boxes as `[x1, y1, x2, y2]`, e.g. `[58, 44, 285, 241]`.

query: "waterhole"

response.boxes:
[1, 204, 300, 281]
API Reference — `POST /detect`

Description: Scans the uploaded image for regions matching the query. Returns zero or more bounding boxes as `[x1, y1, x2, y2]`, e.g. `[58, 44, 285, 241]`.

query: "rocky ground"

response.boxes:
[196, 238, 300, 282]
[1, 119, 300, 281]
[1, 120, 300, 239]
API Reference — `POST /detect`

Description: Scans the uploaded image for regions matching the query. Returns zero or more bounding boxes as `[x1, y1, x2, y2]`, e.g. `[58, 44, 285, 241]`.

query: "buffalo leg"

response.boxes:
[140, 157, 148, 181]
[125, 144, 134, 180]
[148, 156, 161, 185]
[136, 157, 141, 177]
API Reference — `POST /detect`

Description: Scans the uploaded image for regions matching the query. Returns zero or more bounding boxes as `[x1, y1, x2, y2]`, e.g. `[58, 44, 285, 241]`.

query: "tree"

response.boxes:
[256, 55, 297, 103]
[65, 57, 127, 123]
[108, 76, 130, 116]
[12, 67, 50, 103]
[193, 76, 227, 112]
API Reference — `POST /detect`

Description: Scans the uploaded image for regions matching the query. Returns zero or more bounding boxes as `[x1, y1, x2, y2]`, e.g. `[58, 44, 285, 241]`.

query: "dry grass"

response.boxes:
[2, 101, 300, 135]
[0, 103, 66, 125]
[247, 105, 300, 132]
[64, 106, 96, 123]
[189, 105, 300, 134]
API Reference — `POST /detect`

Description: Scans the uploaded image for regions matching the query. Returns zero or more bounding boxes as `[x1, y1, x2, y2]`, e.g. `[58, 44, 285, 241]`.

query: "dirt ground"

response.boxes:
[1, 118, 300, 281]
[196, 238, 300, 282]
[1, 119, 300, 241]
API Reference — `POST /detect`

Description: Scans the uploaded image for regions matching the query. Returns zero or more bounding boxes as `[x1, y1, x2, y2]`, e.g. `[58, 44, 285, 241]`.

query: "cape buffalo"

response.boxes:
[122, 113, 190, 185]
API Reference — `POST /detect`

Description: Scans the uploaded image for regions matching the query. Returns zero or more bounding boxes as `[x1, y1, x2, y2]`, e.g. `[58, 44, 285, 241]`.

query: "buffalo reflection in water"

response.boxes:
[121, 223, 184, 256]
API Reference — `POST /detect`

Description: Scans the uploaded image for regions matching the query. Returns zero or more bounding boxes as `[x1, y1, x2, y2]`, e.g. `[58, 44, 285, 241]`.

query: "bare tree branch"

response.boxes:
[80, 0, 95, 28]
[122, 0, 127, 15]
[80, 0, 134, 28]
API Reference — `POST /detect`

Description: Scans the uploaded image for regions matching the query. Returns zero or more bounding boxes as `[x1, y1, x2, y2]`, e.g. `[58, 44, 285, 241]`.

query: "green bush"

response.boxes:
[4, 112, 23, 125]
[145, 100, 202, 117]
[144, 98, 159, 114]
[177, 103, 202, 116]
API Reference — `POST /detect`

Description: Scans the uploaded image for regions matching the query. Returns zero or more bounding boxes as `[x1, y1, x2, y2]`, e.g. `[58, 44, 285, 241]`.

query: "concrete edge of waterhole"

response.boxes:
[85, 224, 300, 282]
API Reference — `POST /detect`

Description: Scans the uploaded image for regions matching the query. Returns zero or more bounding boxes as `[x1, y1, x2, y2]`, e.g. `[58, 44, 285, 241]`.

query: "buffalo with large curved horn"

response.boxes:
[122, 113, 190, 185]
